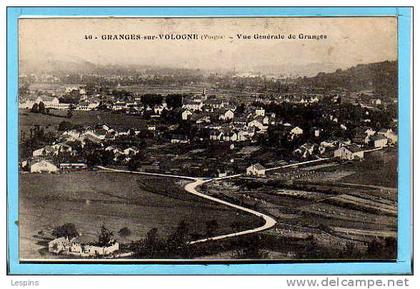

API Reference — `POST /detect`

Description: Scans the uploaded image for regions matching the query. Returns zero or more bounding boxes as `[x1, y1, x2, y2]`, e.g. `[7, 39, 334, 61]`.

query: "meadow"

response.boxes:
[19, 171, 261, 259]
[20, 109, 148, 135]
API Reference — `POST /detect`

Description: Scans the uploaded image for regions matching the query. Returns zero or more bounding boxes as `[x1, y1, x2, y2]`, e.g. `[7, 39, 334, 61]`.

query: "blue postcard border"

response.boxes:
[6, 6, 413, 275]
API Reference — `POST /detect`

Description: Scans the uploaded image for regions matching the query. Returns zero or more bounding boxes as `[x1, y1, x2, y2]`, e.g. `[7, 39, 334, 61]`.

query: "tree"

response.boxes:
[118, 227, 131, 238]
[166, 220, 190, 254]
[98, 225, 114, 246]
[86, 151, 102, 167]
[52, 223, 79, 239]
[143, 227, 162, 257]
[30, 103, 39, 113]
[141, 94, 163, 106]
[60, 91, 81, 104]
[38, 101, 46, 114]
[166, 94, 183, 109]
[100, 150, 114, 166]
[58, 121, 74, 131]
[127, 152, 146, 171]
[67, 109, 73, 119]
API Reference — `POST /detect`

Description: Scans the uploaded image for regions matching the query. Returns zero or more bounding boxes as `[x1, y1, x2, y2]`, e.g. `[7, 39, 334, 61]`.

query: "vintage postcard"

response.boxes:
[17, 16, 401, 263]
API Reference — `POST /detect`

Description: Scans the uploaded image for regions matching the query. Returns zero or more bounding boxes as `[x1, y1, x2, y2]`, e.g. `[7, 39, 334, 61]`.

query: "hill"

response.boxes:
[299, 61, 397, 100]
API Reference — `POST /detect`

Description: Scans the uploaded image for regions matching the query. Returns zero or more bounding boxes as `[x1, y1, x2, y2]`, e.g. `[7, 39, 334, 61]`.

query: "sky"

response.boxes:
[19, 17, 397, 74]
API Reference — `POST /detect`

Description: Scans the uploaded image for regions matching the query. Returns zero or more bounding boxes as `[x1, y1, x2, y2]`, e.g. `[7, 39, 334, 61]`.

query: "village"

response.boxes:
[18, 62, 399, 259]
[19, 82, 397, 179]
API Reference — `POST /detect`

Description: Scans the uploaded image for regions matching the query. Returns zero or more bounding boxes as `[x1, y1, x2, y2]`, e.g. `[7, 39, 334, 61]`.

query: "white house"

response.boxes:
[334, 145, 364, 160]
[364, 128, 376, 137]
[255, 107, 265, 117]
[30, 160, 59, 173]
[62, 130, 82, 141]
[378, 129, 398, 144]
[154, 105, 166, 115]
[290, 126, 303, 139]
[83, 130, 105, 143]
[123, 147, 138, 156]
[205, 99, 226, 109]
[237, 130, 250, 141]
[76, 102, 91, 111]
[372, 98, 382, 106]
[248, 118, 267, 131]
[51, 143, 73, 155]
[209, 130, 224, 141]
[44, 97, 69, 110]
[246, 163, 266, 177]
[19, 96, 69, 110]
[32, 145, 56, 157]
[310, 96, 320, 103]
[48, 237, 119, 257]
[222, 130, 238, 142]
[181, 109, 193, 120]
[371, 135, 388, 148]
[294, 143, 315, 159]
[182, 98, 203, 111]
[290, 126, 303, 135]
[219, 109, 235, 121]
[195, 115, 211, 124]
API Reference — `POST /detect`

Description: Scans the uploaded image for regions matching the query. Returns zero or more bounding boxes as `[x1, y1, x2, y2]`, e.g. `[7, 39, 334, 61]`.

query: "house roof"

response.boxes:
[371, 134, 387, 141]
[352, 133, 366, 142]
[344, 144, 363, 153]
[251, 116, 264, 123]
[221, 109, 234, 114]
[181, 108, 192, 113]
[183, 98, 202, 105]
[206, 99, 223, 105]
[251, 163, 265, 170]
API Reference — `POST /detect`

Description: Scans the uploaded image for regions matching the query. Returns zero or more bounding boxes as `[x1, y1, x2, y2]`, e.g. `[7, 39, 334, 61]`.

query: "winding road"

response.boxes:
[184, 178, 276, 244]
[97, 157, 329, 245]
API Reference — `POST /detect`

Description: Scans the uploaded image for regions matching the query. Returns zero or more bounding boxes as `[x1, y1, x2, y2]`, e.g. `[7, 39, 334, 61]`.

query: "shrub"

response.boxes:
[52, 223, 79, 239]
[118, 227, 132, 238]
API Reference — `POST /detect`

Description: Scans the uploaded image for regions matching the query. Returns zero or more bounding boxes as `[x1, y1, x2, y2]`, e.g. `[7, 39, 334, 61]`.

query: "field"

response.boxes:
[19, 109, 150, 138]
[202, 175, 397, 259]
[19, 171, 261, 260]
[339, 149, 398, 188]
[271, 149, 398, 189]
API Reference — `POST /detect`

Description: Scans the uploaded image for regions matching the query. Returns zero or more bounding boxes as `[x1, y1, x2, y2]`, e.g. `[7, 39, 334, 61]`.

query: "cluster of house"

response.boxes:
[21, 124, 148, 173]
[19, 95, 70, 110]
[351, 127, 398, 149]
[291, 126, 397, 162]
[48, 236, 119, 257]
[22, 140, 89, 173]
[244, 126, 397, 178]
[179, 94, 308, 143]
[19, 86, 101, 111]
[20, 87, 398, 177]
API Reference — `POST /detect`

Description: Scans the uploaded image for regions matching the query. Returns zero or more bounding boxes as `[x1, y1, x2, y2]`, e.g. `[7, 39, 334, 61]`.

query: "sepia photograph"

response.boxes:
[17, 16, 399, 262]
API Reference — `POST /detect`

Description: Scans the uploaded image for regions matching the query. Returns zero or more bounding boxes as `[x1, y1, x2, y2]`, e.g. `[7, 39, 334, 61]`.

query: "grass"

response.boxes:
[339, 148, 398, 188]
[204, 176, 397, 260]
[19, 171, 261, 260]
[19, 109, 149, 137]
